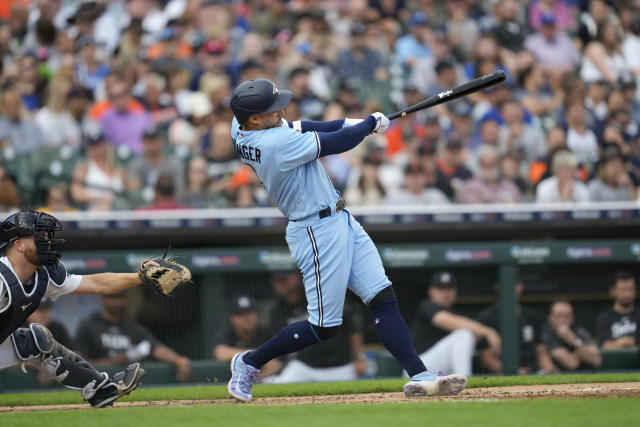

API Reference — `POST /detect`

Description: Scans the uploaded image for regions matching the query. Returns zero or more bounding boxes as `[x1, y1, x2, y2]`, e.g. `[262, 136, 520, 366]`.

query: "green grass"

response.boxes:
[1, 372, 639, 407]
[1, 398, 639, 427]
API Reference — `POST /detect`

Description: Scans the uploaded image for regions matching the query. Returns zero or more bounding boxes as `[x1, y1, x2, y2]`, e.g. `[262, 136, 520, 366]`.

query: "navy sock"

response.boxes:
[244, 320, 320, 369]
[372, 299, 426, 377]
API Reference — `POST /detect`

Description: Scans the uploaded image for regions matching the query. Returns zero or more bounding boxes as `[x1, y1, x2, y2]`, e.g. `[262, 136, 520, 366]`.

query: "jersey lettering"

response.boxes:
[235, 143, 262, 164]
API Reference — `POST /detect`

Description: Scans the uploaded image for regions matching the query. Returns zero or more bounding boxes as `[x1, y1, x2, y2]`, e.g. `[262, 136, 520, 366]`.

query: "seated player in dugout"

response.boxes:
[410, 271, 502, 377]
[542, 301, 601, 371]
[0, 211, 148, 408]
[212, 294, 282, 377]
[265, 271, 367, 384]
[475, 278, 557, 375]
[596, 271, 640, 350]
[75, 290, 192, 382]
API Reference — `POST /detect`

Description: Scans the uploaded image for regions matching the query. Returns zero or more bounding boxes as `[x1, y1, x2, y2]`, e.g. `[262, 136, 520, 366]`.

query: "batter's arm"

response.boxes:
[317, 116, 376, 157]
[284, 119, 346, 133]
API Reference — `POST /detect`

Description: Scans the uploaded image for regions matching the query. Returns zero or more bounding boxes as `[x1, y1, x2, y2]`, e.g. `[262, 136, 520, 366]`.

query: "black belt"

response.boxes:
[293, 198, 346, 222]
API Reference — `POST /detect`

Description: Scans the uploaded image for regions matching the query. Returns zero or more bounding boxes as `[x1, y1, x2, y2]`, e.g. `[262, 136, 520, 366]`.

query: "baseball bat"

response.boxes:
[388, 70, 507, 120]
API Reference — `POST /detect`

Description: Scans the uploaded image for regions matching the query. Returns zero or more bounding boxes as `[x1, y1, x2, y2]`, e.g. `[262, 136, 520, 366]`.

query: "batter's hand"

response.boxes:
[370, 112, 390, 134]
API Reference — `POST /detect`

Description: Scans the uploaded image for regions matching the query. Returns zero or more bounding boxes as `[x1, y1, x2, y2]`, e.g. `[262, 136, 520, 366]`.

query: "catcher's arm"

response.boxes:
[74, 271, 150, 295]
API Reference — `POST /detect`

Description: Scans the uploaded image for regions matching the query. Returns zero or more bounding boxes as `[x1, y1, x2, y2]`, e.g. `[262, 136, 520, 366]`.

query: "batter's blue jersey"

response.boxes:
[231, 117, 340, 220]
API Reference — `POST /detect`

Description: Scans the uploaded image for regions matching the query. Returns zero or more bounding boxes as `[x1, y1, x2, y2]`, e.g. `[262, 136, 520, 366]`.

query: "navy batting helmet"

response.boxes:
[0, 211, 64, 267]
[230, 78, 292, 124]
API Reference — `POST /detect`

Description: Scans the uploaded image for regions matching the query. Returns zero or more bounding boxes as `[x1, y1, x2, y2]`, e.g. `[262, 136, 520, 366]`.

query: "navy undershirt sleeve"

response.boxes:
[317, 116, 376, 157]
[301, 120, 345, 132]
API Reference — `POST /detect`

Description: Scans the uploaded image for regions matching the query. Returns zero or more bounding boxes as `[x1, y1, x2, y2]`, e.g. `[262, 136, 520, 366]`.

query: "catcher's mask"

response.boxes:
[0, 211, 65, 267]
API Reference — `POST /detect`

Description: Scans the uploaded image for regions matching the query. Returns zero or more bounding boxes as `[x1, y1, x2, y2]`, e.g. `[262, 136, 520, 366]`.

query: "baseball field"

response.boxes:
[1, 373, 639, 427]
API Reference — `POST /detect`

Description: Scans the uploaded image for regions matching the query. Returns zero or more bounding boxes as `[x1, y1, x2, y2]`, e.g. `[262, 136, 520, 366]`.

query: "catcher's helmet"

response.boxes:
[0, 211, 64, 267]
[230, 78, 292, 124]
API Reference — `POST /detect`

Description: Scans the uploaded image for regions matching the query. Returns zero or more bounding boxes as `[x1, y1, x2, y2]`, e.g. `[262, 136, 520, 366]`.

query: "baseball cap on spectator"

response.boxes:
[424, 110, 440, 125]
[540, 13, 556, 26]
[403, 83, 420, 93]
[159, 27, 177, 41]
[435, 59, 454, 74]
[230, 294, 257, 315]
[363, 149, 384, 166]
[601, 144, 624, 162]
[351, 22, 367, 37]
[450, 101, 472, 117]
[445, 136, 464, 150]
[143, 124, 161, 139]
[409, 11, 428, 27]
[203, 39, 226, 55]
[85, 131, 106, 146]
[76, 34, 95, 50]
[430, 270, 457, 288]
[418, 139, 436, 156]
[66, 86, 91, 102]
[404, 160, 423, 175]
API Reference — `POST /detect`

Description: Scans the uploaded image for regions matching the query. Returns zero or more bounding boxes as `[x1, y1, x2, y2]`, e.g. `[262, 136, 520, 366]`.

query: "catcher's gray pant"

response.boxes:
[272, 359, 358, 383]
[403, 329, 475, 377]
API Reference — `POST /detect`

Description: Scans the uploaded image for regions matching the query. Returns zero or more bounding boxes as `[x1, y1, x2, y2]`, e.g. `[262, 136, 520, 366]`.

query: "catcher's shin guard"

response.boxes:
[12, 324, 110, 399]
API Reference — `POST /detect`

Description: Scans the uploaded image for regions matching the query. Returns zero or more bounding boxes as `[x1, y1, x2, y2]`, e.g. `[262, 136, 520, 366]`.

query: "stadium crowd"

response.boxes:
[0, 0, 639, 212]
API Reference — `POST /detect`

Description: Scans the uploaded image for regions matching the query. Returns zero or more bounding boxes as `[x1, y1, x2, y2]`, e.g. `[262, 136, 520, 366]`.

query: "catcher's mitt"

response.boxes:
[138, 247, 192, 296]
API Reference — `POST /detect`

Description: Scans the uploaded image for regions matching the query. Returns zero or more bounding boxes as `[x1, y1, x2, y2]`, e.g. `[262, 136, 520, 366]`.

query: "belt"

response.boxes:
[292, 198, 346, 222]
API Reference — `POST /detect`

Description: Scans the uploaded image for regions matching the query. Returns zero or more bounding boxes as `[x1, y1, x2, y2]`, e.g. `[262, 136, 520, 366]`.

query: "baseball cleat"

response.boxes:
[228, 351, 261, 402]
[89, 363, 146, 408]
[403, 371, 467, 397]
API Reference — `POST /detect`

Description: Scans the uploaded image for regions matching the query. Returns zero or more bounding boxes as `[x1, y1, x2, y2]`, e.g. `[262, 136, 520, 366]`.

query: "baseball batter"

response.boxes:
[227, 78, 467, 401]
[0, 211, 148, 407]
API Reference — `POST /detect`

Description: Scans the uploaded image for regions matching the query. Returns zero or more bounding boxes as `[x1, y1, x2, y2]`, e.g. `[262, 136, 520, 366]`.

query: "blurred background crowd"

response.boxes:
[0, 0, 640, 212]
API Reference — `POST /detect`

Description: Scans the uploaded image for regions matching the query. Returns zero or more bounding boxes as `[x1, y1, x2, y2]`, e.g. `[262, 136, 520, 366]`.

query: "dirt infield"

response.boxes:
[2, 382, 639, 412]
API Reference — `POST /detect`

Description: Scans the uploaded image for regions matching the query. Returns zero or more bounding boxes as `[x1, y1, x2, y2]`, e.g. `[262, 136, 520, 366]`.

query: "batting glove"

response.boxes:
[370, 112, 390, 134]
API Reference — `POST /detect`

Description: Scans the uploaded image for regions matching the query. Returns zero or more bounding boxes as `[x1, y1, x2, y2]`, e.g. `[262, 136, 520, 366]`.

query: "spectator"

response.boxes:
[524, 13, 581, 77]
[529, 0, 575, 32]
[100, 78, 151, 156]
[565, 101, 599, 169]
[70, 133, 127, 211]
[74, 35, 109, 96]
[213, 294, 281, 376]
[536, 149, 590, 203]
[417, 139, 455, 200]
[394, 11, 432, 71]
[34, 75, 83, 148]
[344, 149, 387, 206]
[436, 137, 473, 193]
[336, 22, 384, 89]
[542, 301, 602, 371]
[500, 149, 532, 200]
[580, 20, 629, 85]
[457, 144, 522, 204]
[126, 125, 186, 202]
[518, 64, 564, 118]
[410, 271, 501, 376]
[38, 184, 76, 213]
[498, 99, 546, 167]
[265, 271, 367, 383]
[589, 145, 636, 202]
[0, 163, 20, 210]
[576, 0, 612, 48]
[476, 279, 557, 375]
[0, 87, 44, 155]
[529, 128, 569, 185]
[75, 291, 192, 382]
[596, 271, 639, 350]
[489, 0, 528, 70]
[384, 160, 449, 206]
[136, 172, 190, 211]
[179, 156, 227, 208]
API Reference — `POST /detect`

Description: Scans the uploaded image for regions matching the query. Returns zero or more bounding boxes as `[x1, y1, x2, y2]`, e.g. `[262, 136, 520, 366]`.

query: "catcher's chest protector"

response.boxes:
[0, 262, 49, 342]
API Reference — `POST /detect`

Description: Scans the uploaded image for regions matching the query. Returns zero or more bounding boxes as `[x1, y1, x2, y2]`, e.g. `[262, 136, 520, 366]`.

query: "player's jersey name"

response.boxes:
[235, 141, 262, 164]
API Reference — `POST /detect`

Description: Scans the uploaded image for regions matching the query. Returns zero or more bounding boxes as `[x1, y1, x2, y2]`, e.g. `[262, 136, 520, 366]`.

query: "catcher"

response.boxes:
[0, 210, 191, 408]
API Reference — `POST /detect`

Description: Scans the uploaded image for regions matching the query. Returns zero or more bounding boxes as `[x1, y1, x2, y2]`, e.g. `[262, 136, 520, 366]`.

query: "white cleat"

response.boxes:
[403, 371, 467, 397]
